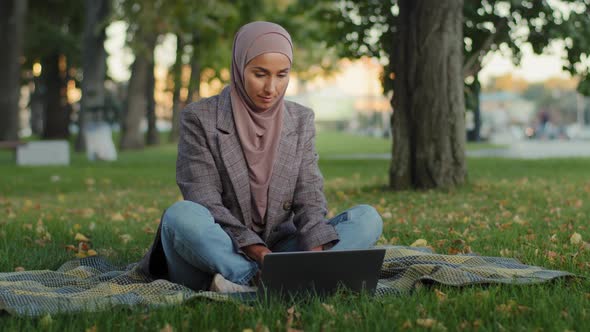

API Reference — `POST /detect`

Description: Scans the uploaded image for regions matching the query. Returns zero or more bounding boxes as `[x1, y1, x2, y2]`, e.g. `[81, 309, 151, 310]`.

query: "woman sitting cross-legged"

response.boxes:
[138, 21, 383, 292]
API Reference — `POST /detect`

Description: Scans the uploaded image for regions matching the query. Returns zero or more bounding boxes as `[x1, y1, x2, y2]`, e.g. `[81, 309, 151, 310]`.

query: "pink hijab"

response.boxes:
[230, 21, 293, 231]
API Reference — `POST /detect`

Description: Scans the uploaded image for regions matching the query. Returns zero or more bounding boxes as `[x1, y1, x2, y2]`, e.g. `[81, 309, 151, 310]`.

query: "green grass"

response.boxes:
[1, 132, 589, 331]
[316, 131, 505, 156]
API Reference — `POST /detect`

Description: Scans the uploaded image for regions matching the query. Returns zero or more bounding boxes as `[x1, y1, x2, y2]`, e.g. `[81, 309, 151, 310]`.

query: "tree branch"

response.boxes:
[463, 18, 508, 78]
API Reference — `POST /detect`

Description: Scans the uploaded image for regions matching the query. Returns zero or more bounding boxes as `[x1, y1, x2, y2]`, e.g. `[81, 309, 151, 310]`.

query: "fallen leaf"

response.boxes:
[81, 208, 95, 218]
[322, 303, 336, 315]
[570, 232, 583, 245]
[111, 213, 125, 222]
[434, 288, 447, 302]
[254, 322, 270, 332]
[401, 320, 413, 329]
[85, 325, 98, 332]
[64, 245, 77, 252]
[75, 233, 90, 242]
[160, 323, 174, 332]
[416, 318, 435, 328]
[79, 242, 89, 251]
[120, 234, 132, 244]
[39, 314, 53, 328]
[14, 266, 25, 272]
[411, 239, 428, 247]
[87, 249, 98, 256]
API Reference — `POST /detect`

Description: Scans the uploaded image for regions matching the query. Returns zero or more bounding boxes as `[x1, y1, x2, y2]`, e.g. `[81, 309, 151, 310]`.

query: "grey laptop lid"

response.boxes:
[259, 248, 385, 298]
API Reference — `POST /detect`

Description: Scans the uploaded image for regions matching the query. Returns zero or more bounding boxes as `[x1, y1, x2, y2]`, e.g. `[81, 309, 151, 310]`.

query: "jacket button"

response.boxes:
[283, 201, 292, 211]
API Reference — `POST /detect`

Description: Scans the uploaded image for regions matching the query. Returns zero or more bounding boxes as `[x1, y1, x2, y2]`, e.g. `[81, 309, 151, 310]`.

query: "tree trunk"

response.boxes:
[168, 34, 184, 143]
[0, 0, 27, 140]
[186, 42, 201, 104]
[466, 72, 481, 142]
[30, 76, 45, 136]
[120, 36, 156, 150]
[42, 53, 70, 139]
[146, 57, 159, 145]
[390, 0, 466, 190]
[76, 0, 109, 151]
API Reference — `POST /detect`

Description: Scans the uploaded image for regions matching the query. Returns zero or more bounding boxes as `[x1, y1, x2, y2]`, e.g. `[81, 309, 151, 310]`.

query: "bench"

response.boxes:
[0, 140, 70, 166]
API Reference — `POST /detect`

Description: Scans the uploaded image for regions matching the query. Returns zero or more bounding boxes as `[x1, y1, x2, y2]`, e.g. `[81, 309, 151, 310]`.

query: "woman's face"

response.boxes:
[243, 52, 291, 112]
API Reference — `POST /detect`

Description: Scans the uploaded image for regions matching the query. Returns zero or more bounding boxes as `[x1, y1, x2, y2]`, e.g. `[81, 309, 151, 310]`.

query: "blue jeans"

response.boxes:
[160, 200, 383, 290]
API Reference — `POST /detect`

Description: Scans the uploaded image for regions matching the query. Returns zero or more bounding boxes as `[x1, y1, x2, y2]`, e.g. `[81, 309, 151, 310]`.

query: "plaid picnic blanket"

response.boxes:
[0, 246, 573, 316]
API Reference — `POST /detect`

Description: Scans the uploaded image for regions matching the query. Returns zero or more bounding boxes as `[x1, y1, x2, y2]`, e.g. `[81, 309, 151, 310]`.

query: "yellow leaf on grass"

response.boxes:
[75, 233, 90, 242]
[14, 266, 25, 272]
[416, 318, 447, 330]
[401, 320, 413, 329]
[120, 234, 132, 244]
[85, 325, 98, 332]
[39, 314, 53, 327]
[87, 249, 98, 256]
[411, 239, 428, 247]
[322, 303, 336, 315]
[434, 288, 447, 302]
[64, 244, 76, 252]
[160, 323, 174, 332]
[111, 213, 125, 222]
[416, 318, 435, 328]
[81, 208, 95, 218]
[570, 232, 583, 245]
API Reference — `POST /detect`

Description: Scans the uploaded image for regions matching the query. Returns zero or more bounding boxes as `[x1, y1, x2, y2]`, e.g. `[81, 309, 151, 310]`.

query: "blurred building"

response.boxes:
[480, 92, 535, 143]
[287, 57, 392, 136]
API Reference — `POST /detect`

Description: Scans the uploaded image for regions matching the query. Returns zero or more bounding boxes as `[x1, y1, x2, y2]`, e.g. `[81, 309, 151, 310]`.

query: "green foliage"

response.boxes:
[319, 0, 590, 95]
[24, 0, 84, 69]
[269, 0, 343, 80]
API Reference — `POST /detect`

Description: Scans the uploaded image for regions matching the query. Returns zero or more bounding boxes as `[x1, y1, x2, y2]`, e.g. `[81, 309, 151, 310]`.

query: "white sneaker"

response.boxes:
[209, 273, 257, 293]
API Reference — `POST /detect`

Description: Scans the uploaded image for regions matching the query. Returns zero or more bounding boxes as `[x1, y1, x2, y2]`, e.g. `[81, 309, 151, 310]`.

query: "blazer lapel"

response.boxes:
[216, 87, 252, 226]
[265, 103, 298, 225]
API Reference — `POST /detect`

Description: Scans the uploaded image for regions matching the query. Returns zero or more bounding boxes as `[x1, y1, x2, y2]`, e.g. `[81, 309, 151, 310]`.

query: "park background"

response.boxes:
[1, 0, 590, 331]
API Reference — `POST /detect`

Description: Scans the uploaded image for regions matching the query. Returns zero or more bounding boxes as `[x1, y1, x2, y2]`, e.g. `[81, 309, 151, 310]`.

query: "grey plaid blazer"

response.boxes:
[139, 87, 339, 278]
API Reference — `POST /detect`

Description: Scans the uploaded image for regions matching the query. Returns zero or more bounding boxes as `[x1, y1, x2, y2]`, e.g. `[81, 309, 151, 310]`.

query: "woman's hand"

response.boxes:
[242, 244, 272, 264]
[310, 245, 323, 251]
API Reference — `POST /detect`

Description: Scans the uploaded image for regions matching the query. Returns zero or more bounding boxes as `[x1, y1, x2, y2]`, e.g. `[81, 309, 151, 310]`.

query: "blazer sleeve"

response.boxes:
[176, 108, 265, 248]
[291, 111, 340, 250]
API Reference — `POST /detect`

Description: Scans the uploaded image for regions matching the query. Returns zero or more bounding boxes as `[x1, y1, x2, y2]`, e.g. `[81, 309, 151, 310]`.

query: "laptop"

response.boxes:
[257, 248, 386, 299]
